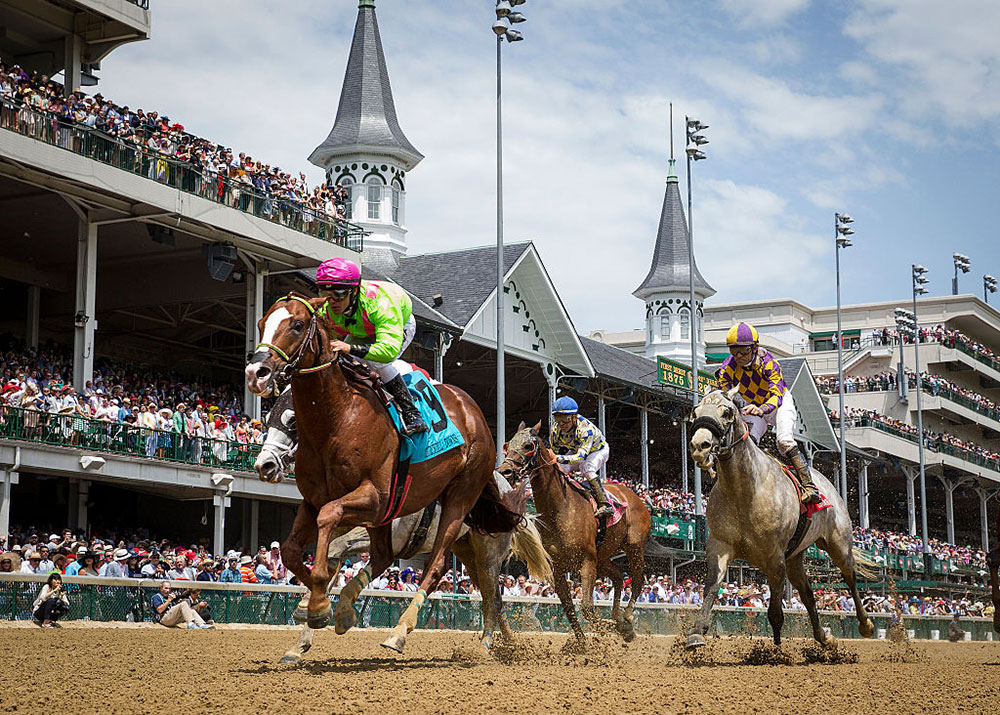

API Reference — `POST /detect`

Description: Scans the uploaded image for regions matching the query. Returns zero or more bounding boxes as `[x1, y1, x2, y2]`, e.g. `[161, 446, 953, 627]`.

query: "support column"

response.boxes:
[244, 264, 266, 420]
[640, 407, 649, 488]
[938, 477, 969, 546]
[903, 465, 917, 537]
[858, 461, 870, 529]
[76, 479, 90, 533]
[63, 34, 83, 95]
[0, 470, 18, 541]
[976, 487, 992, 552]
[249, 499, 259, 552]
[597, 392, 607, 479]
[73, 217, 97, 391]
[434, 333, 452, 383]
[26, 286, 40, 351]
[680, 421, 688, 494]
[542, 364, 557, 432]
[213, 494, 230, 558]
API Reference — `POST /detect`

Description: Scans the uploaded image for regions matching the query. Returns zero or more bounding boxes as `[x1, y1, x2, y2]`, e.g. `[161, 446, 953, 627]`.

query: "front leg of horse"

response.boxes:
[552, 566, 587, 652]
[333, 526, 393, 635]
[765, 567, 787, 646]
[786, 553, 829, 646]
[283, 502, 319, 595]
[279, 624, 316, 665]
[687, 539, 732, 649]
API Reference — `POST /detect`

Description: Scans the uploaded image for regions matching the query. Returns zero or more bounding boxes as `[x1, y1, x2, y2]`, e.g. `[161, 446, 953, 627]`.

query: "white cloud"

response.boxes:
[845, 0, 1000, 124]
[720, 0, 811, 27]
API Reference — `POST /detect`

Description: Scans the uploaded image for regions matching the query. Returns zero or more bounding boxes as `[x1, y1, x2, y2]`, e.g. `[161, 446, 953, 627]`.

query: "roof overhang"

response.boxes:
[308, 144, 423, 172]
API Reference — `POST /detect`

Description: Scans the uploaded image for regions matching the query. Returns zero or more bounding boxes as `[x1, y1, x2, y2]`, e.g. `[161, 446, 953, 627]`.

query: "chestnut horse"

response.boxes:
[245, 293, 521, 653]
[497, 422, 651, 650]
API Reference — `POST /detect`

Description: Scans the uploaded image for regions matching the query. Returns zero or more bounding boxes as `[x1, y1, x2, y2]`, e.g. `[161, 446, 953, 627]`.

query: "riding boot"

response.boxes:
[785, 446, 821, 505]
[587, 474, 614, 518]
[385, 375, 428, 435]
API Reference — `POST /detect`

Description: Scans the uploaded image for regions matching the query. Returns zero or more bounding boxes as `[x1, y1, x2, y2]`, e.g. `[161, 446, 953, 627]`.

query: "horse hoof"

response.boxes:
[278, 654, 302, 665]
[307, 604, 333, 630]
[858, 619, 875, 639]
[334, 606, 357, 635]
[686, 634, 707, 650]
[560, 638, 586, 655]
[380, 634, 406, 653]
[292, 607, 309, 624]
[823, 635, 838, 649]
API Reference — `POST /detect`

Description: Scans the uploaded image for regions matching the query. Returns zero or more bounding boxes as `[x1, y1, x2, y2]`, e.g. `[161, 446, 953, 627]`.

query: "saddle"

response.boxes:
[764, 443, 832, 557]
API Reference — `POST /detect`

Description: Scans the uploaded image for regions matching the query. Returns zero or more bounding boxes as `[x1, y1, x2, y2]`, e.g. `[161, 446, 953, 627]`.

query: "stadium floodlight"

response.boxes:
[508, 11, 526, 23]
[953, 253, 972, 294]
[985, 274, 998, 303]
[907, 264, 931, 567]
[834, 211, 857, 502]
[504, 29, 523, 42]
[495, 1, 512, 18]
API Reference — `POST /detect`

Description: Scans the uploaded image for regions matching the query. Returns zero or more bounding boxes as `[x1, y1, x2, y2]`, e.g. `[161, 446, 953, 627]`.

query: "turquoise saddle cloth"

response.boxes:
[387, 371, 465, 464]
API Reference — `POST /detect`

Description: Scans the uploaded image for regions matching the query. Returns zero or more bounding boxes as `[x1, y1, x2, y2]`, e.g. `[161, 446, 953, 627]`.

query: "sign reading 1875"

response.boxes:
[657, 356, 719, 393]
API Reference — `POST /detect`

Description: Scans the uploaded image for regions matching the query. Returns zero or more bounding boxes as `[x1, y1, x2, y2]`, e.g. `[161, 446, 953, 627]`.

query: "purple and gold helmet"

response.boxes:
[725, 322, 759, 347]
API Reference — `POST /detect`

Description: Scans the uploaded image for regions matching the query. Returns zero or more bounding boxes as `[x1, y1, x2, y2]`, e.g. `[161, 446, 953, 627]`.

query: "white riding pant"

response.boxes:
[557, 445, 610, 481]
[357, 316, 415, 382]
[744, 393, 797, 453]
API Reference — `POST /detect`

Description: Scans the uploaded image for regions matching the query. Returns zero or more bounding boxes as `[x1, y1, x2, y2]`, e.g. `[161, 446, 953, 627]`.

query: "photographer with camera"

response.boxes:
[32, 573, 69, 627]
[150, 581, 214, 629]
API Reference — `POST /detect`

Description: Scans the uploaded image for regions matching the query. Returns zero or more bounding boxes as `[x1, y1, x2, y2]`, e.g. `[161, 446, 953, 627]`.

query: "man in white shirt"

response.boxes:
[20, 552, 45, 574]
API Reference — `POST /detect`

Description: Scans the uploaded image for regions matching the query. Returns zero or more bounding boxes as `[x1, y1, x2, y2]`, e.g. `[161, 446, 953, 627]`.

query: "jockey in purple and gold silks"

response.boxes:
[314, 258, 427, 435]
[716, 322, 820, 505]
[551, 396, 613, 518]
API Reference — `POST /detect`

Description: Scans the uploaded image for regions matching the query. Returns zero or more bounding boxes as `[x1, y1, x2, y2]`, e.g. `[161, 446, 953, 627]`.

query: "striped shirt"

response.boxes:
[717, 349, 787, 414]
[551, 415, 608, 465]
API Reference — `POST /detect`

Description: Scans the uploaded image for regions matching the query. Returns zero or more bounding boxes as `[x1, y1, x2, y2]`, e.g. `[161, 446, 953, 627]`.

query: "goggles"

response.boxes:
[319, 287, 354, 301]
[729, 345, 754, 357]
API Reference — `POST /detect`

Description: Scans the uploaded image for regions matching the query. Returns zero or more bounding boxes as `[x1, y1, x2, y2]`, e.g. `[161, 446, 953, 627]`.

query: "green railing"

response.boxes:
[928, 382, 1000, 422]
[0, 405, 262, 474]
[849, 416, 1000, 474]
[0, 97, 363, 252]
[946, 337, 1000, 373]
[2, 575, 993, 640]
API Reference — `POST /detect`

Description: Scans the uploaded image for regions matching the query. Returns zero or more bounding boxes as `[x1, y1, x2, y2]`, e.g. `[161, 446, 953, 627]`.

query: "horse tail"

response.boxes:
[464, 476, 524, 535]
[510, 513, 553, 584]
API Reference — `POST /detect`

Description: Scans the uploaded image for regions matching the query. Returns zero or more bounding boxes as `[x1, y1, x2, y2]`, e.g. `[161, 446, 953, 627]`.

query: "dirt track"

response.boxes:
[3, 624, 999, 713]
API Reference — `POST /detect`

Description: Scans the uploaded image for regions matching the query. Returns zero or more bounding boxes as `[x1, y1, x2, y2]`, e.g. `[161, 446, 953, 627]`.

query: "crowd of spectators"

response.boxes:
[831, 405, 1000, 471]
[854, 527, 988, 570]
[867, 325, 1000, 370]
[0, 60, 351, 234]
[0, 340, 265, 464]
[817, 370, 1000, 422]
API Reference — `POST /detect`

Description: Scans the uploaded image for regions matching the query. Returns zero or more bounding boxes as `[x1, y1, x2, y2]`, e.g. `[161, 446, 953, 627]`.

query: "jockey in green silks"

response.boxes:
[315, 257, 427, 435]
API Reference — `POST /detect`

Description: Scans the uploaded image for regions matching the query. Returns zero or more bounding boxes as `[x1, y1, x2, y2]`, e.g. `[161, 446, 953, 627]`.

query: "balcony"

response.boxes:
[0, 98, 364, 253]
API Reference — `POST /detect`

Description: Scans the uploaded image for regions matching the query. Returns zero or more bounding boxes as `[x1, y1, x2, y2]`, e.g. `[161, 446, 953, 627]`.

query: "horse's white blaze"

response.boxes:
[260, 306, 293, 347]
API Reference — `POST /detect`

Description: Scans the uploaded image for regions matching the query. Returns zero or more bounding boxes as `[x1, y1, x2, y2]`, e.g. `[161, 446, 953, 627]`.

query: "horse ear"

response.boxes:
[536, 419, 551, 447]
[517, 420, 526, 433]
[726, 386, 740, 400]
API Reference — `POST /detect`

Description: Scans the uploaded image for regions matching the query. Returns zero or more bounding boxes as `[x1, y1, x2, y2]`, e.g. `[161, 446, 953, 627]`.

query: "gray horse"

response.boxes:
[686, 388, 875, 649]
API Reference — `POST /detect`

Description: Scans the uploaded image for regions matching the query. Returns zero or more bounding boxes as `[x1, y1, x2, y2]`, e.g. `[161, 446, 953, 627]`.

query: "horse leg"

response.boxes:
[278, 623, 315, 665]
[578, 556, 603, 628]
[765, 565, 787, 646]
[989, 547, 1000, 633]
[333, 525, 393, 635]
[822, 536, 874, 640]
[454, 534, 509, 648]
[603, 558, 631, 641]
[282, 501, 319, 594]
[381, 496, 471, 653]
[553, 564, 587, 652]
[786, 553, 828, 645]
[687, 537, 732, 648]
[621, 540, 645, 641]
[308, 484, 380, 629]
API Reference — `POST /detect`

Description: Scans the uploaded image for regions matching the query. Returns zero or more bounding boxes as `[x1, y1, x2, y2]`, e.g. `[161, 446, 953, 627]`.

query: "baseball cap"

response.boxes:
[270, 541, 280, 549]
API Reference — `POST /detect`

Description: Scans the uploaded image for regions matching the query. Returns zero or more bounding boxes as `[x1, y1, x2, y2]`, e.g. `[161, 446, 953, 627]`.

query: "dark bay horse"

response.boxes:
[988, 501, 1000, 632]
[497, 422, 651, 650]
[245, 293, 521, 653]
[686, 388, 875, 648]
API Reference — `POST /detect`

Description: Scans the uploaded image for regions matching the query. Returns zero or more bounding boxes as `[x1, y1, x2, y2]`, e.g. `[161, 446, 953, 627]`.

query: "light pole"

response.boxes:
[952, 253, 971, 295]
[985, 275, 997, 304]
[911, 264, 930, 570]
[834, 213, 854, 502]
[491, 1, 525, 460]
[685, 115, 708, 515]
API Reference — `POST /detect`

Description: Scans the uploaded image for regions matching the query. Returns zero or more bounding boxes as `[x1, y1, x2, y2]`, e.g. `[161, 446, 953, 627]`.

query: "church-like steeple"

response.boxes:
[308, 0, 422, 171]
[633, 159, 715, 302]
[634, 158, 716, 362]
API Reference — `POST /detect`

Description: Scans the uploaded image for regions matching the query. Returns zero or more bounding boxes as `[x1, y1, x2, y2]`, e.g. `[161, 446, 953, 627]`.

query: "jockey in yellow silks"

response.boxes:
[716, 322, 820, 505]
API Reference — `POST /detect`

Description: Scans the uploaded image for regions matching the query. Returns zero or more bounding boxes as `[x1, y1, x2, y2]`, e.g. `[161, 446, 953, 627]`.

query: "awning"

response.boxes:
[705, 352, 729, 363]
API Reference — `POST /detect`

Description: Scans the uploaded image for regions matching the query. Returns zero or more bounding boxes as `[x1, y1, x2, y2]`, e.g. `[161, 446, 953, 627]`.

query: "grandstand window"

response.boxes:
[367, 178, 382, 220]
[659, 316, 670, 341]
[341, 181, 354, 220]
[679, 308, 690, 340]
[392, 185, 400, 224]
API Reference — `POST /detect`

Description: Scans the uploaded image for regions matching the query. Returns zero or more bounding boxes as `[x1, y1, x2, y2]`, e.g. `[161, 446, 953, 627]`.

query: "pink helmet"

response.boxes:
[315, 258, 361, 287]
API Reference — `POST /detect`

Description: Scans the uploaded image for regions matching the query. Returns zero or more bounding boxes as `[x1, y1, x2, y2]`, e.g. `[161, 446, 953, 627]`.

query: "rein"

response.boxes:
[256, 294, 335, 382]
[691, 412, 749, 462]
[501, 437, 560, 484]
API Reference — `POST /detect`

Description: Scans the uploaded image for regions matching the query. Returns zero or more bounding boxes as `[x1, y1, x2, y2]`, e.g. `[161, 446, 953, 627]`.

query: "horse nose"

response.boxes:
[255, 453, 279, 482]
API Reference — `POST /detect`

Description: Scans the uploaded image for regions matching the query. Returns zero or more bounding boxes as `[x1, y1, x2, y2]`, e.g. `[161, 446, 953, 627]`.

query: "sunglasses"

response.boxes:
[729, 346, 754, 357]
[319, 287, 353, 301]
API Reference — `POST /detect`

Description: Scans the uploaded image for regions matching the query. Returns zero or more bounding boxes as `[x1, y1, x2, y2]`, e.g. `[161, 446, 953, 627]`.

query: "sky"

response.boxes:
[93, 0, 1000, 334]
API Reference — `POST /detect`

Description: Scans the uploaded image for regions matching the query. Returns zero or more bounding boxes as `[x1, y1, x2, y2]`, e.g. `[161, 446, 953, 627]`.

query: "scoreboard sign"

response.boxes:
[657, 356, 719, 393]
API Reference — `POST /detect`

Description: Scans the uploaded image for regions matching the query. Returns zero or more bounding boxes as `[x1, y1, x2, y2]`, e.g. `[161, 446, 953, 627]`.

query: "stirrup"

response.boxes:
[595, 504, 614, 518]
[401, 412, 428, 435]
[800, 488, 821, 505]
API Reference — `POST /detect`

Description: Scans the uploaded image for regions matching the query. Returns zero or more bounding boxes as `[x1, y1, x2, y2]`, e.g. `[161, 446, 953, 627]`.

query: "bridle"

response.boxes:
[253, 294, 335, 386]
[499, 432, 557, 483]
[690, 403, 749, 462]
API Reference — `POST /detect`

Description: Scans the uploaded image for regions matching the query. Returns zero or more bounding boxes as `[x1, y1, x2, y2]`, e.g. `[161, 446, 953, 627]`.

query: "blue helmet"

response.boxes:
[552, 396, 579, 414]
